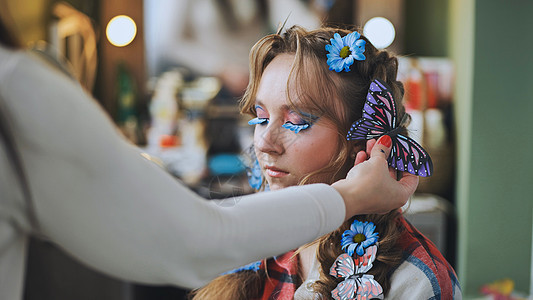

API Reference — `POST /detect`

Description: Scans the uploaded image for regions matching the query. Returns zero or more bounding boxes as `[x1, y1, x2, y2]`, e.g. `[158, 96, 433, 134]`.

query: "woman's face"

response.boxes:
[252, 54, 340, 191]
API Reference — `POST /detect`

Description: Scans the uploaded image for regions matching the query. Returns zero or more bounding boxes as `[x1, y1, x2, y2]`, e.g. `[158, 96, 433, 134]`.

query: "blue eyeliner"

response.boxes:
[282, 122, 310, 133]
[298, 111, 320, 123]
[248, 117, 268, 125]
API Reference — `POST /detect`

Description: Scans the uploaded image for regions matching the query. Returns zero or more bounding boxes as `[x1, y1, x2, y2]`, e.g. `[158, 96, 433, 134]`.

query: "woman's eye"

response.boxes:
[282, 121, 310, 133]
[248, 117, 269, 125]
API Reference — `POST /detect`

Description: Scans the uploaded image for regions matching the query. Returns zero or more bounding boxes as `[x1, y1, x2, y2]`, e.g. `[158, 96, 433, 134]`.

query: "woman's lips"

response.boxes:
[265, 166, 289, 178]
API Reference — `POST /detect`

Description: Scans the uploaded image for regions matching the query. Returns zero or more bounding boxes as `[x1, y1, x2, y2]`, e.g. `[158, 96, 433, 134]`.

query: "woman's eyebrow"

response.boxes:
[255, 99, 290, 112]
[296, 110, 320, 121]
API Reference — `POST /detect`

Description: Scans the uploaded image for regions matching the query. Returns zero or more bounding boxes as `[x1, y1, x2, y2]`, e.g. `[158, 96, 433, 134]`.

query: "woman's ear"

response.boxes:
[351, 140, 365, 158]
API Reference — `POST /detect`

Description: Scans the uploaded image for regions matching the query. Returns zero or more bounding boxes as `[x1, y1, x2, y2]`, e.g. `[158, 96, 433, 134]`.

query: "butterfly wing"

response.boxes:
[346, 118, 387, 140]
[362, 79, 396, 129]
[389, 134, 433, 177]
[353, 245, 378, 274]
[331, 278, 358, 300]
[347, 79, 396, 140]
[330, 253, 356, 278]
[356, 275, 384, 300]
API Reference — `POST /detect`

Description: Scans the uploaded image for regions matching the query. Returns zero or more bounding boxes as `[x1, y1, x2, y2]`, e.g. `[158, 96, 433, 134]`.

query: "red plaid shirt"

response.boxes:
[256, 250, 300, 300]
[255, 216, 460, 300]
[394, 216, 460, 299]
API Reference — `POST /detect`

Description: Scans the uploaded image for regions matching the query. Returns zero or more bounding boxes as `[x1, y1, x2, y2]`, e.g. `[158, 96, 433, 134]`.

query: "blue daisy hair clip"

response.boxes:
[329, 219, 384, 300]
[325, 31, 366, 72]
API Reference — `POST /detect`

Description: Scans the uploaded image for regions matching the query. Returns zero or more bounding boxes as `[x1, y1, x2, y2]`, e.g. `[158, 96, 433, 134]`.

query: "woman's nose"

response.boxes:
[254, 124, 285, 155]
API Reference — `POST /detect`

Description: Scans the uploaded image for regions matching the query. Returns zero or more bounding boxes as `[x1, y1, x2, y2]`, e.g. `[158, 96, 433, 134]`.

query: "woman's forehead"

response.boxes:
[258, 54, 322, 106]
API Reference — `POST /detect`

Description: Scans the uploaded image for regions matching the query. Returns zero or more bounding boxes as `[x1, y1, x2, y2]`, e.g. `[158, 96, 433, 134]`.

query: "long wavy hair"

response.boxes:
[191, 25, 408, 300]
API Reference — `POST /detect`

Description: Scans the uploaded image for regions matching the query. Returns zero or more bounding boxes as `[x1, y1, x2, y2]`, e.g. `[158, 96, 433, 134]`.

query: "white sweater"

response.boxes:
[0, 46, 345, 299]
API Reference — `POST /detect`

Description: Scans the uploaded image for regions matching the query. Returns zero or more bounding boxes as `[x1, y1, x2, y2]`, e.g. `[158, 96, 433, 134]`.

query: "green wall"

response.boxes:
[452, 0, 533, 296]
[404, 0, 449, 56]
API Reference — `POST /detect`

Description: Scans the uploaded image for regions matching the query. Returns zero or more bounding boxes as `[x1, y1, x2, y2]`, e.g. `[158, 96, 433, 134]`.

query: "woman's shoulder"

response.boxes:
[388, 258, 462, 299]
[390, 216, 462, 299]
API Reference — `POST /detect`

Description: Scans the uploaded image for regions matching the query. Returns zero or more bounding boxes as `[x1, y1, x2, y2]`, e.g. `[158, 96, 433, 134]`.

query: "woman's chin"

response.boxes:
[266, 180, 293, 191]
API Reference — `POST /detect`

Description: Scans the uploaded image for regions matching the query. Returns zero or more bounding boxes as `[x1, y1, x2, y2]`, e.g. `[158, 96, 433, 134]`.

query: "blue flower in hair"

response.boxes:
[247, 159, 263, 190]
[341, 219, 379, 257]
[325, 32, 366, 72]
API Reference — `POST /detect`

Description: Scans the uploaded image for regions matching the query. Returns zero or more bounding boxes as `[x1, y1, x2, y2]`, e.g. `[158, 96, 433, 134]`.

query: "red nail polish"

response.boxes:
[378, 135, 392, 147]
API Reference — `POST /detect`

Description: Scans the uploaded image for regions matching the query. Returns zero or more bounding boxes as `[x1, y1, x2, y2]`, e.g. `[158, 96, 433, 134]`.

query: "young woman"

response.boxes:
[191, 26, 461, 299]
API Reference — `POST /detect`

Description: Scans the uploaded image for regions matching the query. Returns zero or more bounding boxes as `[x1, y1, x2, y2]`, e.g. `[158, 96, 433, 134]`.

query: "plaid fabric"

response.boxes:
[395, 216, 461, 299]
[254, 250, 299, 300]
[256, 216, 460, 299]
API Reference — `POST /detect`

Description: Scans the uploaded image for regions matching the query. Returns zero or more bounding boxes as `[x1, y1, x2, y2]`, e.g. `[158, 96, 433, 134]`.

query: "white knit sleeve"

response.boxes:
[0, 47, 345, 288]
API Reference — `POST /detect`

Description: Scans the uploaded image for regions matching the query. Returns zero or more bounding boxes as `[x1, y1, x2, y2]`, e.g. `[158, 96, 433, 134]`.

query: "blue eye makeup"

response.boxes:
[248, 104, 318, 134]
[248, 105, 269, 126]
[281, 110, 318, 133]
[248, 117, 268, 125]
[282, 122, 310, 133]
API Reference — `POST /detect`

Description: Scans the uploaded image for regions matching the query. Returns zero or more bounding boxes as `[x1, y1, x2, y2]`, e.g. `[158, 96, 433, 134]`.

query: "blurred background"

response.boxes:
[2, 0, 532, 299]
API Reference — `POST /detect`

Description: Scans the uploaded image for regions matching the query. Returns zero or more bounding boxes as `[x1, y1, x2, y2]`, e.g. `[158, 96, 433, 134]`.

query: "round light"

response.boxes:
[363, 17, 396, 49]
[106, 15, 137, 47]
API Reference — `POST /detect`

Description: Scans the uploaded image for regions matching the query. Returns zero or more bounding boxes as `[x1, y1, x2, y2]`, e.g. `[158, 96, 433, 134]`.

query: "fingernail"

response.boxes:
[377, 135, 392, 147]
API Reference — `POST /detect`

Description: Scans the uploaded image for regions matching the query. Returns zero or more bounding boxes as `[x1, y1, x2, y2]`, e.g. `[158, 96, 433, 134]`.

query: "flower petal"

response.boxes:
[355, 221, 365, 233]
[333, 33, 343, 45]
[347, 244, 357, 257]
[355, 39, 366, 47]
[344, 56, 354, 67]
[344, 32, 356, 46]
[363, 223, 375, 236]
[356, 243, 365, 256]
[343, 64, 351, 72]
[353, 53, 366, 61]
[331, 40, 343, 52]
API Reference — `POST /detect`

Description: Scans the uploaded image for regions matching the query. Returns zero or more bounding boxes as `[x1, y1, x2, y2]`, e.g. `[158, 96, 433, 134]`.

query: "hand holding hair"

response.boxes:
[332, 135, 419, 220]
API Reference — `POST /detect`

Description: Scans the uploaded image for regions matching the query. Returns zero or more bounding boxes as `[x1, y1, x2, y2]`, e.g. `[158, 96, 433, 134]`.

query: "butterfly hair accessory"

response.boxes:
[330, 229, 383, 300]
[346, 78, 433, 177]
[326, 31, 366, 72]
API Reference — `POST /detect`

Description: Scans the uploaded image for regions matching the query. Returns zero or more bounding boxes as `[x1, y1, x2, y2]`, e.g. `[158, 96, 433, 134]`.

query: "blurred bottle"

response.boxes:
[425, 108, 446, 149]
[405, 59, 424, 111]
[147, 70, 183, 150]
[116, 63, 140, 143]
[404, 59, 425, 144]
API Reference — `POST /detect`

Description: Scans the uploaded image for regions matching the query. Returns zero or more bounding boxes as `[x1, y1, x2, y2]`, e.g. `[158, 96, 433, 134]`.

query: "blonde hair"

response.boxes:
[191, 25, 408, 299]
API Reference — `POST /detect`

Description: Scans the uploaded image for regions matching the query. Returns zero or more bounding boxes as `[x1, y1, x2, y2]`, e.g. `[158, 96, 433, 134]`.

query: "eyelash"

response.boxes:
[248, 118, 311, 133]
[248, 117, 269, 125]
[282, 122, 310, 133]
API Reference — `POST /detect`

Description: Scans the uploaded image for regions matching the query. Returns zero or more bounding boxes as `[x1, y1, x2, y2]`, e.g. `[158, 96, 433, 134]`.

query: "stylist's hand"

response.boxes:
[332, 135, 419, 221]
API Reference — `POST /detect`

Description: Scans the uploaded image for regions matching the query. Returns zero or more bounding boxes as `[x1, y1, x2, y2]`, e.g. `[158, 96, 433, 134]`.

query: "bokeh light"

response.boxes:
[106, 15, 137, 47]
[363, 17, 396, 49]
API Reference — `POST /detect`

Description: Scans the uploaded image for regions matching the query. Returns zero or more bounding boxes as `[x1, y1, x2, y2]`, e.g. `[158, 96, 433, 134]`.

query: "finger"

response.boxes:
[398, 172, 419, 195]
[370, 135, 392, 160]
[354, 150, 368, 166]
[389, 166, 397, 180]
[366, 139, 376, 157]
